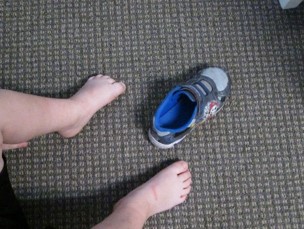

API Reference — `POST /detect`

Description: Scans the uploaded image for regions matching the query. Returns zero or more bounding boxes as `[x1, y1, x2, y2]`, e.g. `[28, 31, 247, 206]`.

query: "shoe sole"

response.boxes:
[148, 129, 186, 149]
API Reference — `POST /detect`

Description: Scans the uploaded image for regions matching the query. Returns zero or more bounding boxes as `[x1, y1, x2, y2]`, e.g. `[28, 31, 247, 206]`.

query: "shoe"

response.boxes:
[148, 67, 231, 149]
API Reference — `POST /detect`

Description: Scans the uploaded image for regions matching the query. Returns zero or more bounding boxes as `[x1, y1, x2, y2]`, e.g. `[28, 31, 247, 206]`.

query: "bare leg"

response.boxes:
[0, 75, 125, 170]
[0, 75, 125, 144]
[92, 161, 192, 229]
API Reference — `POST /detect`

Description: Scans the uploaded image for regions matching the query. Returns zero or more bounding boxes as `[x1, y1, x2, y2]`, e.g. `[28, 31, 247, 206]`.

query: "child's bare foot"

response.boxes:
[58, 75, 126, 138]
[114, 161, 192, 220]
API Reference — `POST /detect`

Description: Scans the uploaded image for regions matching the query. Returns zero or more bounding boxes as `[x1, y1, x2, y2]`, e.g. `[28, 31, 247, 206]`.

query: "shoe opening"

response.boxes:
[155, 89, 197, 133]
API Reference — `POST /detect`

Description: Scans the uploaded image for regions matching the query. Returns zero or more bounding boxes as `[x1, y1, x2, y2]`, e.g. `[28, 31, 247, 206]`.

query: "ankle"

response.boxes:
[69, 91, 95, 112]
[115, 196, 151, 222]
[68, 95, 88, 112]
[57, 99, 87, 138]
[68, 95, 95, 122]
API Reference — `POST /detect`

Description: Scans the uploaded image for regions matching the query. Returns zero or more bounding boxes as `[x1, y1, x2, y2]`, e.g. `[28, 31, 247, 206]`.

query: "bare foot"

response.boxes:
[58, 75, 126, 138]
[115, 161, 192, 220]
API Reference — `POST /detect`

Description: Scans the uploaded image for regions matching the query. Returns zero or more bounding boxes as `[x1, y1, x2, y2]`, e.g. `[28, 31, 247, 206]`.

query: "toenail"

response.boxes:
[114, 82, 126, 90]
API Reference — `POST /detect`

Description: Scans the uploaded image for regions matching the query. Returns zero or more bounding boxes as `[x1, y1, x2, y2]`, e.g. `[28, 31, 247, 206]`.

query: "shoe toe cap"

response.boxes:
[202, 67, 230, 92]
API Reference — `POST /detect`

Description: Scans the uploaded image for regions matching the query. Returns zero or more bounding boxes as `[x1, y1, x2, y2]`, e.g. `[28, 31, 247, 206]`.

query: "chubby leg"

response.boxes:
[0, 75, 125, 145]
[92, 161, 192, 229]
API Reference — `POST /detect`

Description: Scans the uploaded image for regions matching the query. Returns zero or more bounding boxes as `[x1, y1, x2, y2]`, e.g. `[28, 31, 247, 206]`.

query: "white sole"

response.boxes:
[148, 129, 186, 149]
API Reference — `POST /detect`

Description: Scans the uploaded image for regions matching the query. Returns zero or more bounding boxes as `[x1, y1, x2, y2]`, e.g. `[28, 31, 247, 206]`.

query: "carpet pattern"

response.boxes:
[1, 0, 304, 228]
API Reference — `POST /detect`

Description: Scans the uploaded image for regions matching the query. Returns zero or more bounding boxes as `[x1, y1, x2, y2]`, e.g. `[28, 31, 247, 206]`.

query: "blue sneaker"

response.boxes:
[148, 67, 231, 149]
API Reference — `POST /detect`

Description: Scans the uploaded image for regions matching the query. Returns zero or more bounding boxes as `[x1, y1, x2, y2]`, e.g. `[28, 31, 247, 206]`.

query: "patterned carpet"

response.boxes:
[1, 0, 303, 228]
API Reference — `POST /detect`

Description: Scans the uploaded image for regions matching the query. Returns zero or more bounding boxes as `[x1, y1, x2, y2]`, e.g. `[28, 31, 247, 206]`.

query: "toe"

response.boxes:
[107, 78, 116, 84]
[178, 170, 191, 181]
[171, 161, 189, 174]
[183, 178, 192, 188]
[179, 194, 188, 202]
[182, 186, 191, 196]
[89, 74, 105, 80]
[112, 81, 126, 94]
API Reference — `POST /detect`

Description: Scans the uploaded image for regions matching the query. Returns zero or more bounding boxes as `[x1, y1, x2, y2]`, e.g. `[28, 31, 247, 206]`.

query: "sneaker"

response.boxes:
[148, 67, 231, 149]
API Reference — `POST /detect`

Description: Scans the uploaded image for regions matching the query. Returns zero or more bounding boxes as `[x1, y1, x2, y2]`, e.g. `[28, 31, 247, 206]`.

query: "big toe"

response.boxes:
[112, 81, 126, 96]
[170, 161, 189, 174]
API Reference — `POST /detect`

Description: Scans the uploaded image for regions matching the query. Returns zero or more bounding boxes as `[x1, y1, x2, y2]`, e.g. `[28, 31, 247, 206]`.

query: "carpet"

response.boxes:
[1, 0, 303, 228]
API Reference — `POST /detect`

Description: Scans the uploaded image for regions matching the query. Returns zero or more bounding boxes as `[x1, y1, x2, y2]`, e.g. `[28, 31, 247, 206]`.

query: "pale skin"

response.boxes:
[93, 160, 192, 229]
[0, 75, 192, 229]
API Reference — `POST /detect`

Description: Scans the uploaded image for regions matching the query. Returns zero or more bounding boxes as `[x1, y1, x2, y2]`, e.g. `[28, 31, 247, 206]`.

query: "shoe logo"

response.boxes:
[203, 101, 220, 120]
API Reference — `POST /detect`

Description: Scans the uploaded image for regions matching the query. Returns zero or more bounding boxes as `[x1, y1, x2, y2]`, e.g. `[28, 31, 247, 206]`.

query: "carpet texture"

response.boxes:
[1, 0, 304, 228]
